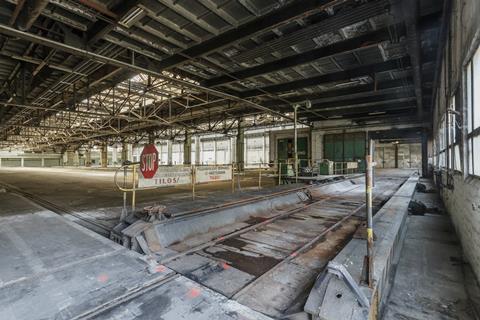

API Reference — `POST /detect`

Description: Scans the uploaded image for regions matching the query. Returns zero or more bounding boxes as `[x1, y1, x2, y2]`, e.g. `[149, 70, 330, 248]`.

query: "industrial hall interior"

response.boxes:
[0, 0, 479, 319]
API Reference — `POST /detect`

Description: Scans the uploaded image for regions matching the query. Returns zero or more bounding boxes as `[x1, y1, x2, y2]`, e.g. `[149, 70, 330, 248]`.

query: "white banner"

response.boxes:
[138, 166, 192, 188]
[195, 165, 232, 184]
[346, 162, 359, 169]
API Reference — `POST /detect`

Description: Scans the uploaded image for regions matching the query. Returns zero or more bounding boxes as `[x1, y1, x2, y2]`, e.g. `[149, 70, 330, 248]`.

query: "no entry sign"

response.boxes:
[140, 144, 158, 179]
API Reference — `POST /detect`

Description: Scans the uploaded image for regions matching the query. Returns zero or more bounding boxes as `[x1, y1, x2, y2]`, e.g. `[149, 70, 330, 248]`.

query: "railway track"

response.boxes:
[156, 176, 406, 317]
[0, 175, 408, 319]
[0, 182, 112, 237]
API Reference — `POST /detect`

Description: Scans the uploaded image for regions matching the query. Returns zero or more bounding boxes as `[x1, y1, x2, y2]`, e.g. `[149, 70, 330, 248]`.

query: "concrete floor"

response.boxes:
[382, 179, 475, 320]
[0, 167, 277, 222]
[0, 191, 271, 320]
[5, 167, 461, 320]
[0, 168, 417, 319]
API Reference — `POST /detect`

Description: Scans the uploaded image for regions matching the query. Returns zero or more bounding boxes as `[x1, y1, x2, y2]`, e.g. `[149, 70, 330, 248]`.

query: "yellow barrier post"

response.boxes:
[131, 164, 136, 213]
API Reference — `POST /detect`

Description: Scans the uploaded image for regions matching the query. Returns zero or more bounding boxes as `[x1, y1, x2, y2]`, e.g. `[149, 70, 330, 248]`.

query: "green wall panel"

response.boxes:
[324, 132, 366, 172]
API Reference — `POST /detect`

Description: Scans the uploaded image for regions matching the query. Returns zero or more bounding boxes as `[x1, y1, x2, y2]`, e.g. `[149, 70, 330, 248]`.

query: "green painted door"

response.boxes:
[323, 132, 366, 172]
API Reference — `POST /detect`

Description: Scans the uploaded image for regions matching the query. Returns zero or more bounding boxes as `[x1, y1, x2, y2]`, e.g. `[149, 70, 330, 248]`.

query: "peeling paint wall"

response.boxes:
[432, 0, 480, 281]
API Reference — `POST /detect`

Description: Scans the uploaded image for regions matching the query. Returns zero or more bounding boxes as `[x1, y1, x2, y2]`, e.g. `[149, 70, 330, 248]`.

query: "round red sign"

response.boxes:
[140, 144, 159, 179]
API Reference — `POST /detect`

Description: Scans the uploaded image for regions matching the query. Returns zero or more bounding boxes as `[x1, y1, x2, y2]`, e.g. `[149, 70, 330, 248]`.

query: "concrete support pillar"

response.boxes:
[101, 144, 108, 168]
[231, 136, 236, 165]
[421, 130, 429, 177]
[236, 119, 245, 171]
[167, 140, 173, 166]
[41, 158, 44, 167]
[213, 139, 217, 165]
[394, 143, 399, 169]
[184, 132, 192, 165]
[85, 148, 91, 167]
[195, 136, 201, 165]
[20, 157, 24, 167]
[263, 132, 267, 165]
[244, 135, 248, 167]
[74, 151, 79, 166]
[0, 158, 2, 167]
[66, 151, 76, 166]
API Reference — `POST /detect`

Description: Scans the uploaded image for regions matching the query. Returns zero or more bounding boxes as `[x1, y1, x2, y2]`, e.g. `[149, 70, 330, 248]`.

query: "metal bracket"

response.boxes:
[305, 261, 370, 316]
[327, 261, 370, 308]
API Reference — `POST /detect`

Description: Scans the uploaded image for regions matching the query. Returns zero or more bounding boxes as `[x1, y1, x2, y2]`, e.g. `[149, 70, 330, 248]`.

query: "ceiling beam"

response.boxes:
[260, 78, 414, 107]
[308, 101, 415, 119]
[16, 0, 49, 31]
[153, 0, 339, 70]
[239, 57, 412, 98]
[203, 26, 403, 87]
[0, 24, 304, 126]
[298, 94, 416, 112]
[86, 0, 142, 46]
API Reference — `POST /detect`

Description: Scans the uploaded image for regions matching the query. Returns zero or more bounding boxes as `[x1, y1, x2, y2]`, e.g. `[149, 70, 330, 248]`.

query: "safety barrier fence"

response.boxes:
[114, 163, 235, 212]
[114, 159, 357, 214]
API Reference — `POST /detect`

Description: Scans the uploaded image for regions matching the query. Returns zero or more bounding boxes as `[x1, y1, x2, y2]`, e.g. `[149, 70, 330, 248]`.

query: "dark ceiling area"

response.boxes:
[0, 0, 444, 149]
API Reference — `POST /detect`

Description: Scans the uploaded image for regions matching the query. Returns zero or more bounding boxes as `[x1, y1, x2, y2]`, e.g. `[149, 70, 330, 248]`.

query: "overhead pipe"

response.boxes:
[16, 0, 50, 31]
[0, 23, 304, 126]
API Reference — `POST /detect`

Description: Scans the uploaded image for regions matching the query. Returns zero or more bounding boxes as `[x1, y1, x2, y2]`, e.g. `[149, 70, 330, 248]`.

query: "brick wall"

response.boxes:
[431, 0, 480, 283]
[440, 173, 480, 281]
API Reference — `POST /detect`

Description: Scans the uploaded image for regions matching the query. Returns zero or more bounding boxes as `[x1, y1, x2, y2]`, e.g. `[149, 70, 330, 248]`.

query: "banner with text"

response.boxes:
[195, 165, 232, 184]
[138, 166, 192, 188]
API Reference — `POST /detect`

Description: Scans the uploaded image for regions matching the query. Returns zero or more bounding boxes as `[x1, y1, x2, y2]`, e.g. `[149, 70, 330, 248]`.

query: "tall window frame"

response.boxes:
[465, 44, 480, 176]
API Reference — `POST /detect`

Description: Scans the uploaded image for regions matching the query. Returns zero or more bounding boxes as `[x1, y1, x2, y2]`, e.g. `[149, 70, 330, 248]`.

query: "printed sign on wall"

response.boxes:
[195, 165, 232, 184]
[138, 166, 192, 188]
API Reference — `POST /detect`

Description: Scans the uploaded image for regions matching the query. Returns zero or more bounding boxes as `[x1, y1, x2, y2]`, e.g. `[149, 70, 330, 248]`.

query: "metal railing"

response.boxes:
[114, 163, 235, 217]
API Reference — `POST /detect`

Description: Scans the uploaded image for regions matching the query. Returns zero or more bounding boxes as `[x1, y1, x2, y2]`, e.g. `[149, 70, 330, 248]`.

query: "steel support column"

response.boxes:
[195, 136, 201, 165]
[167, 140, 173, 166]
[85, 148, 91, 167]
[422, 130, 429, 177]
[101, 144, 108, 168]
[294, 104, 299, 183]
[184, 131, 192, 165]
[236, 119, 245, 172]
[365, 137, 374, 288]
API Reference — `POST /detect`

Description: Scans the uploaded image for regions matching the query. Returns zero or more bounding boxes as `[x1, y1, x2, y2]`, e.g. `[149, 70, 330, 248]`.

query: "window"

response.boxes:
[466, 45, 480, 176]
[447, 95, 462, 171]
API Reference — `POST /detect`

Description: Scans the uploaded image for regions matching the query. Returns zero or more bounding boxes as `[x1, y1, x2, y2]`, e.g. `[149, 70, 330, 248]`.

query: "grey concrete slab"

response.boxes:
[313, 175, 419, 320]
[0, 192, 272, 320]
[187, 260, 255, 297]
[0, 197, 174, 320]
[94, 276, 271, 320]
[0, 192, 40, 216]
[382, 212, 473, 319]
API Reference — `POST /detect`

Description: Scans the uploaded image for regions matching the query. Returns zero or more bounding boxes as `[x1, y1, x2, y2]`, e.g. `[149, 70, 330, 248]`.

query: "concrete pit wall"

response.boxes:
[121, 179, 361, 254]
[306, 175, 418, 320]
[152, 189, 310, 248]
